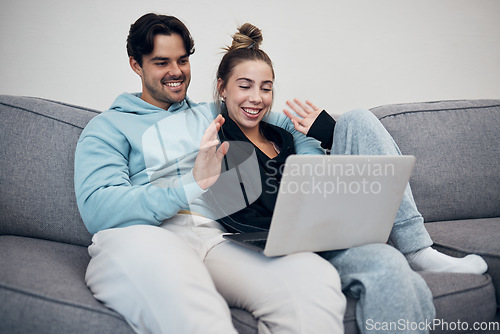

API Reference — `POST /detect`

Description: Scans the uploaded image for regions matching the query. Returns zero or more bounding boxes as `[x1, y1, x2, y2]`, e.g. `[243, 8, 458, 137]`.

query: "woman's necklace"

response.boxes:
[271, 141, 280, 154]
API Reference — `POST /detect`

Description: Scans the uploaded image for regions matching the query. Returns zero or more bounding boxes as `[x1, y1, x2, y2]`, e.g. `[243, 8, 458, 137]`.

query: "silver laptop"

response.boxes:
[223, 155, 416, 257]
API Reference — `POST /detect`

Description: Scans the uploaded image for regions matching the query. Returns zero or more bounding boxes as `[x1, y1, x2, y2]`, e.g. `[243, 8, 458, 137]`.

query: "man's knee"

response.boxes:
[88, 224, 203, 282]
[91, 224, 188, 255]
[86, 225, 236, 334]
[288, 252, 342, 287]
[246, 252, 345, 334]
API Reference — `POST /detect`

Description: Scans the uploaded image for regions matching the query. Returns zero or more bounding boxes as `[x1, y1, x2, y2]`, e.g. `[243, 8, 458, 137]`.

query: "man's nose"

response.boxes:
[168, 63, 182, 78]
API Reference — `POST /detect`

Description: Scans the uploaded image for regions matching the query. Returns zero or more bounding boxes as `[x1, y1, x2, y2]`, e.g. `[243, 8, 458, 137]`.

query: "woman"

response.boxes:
[213, 23, 487, 334]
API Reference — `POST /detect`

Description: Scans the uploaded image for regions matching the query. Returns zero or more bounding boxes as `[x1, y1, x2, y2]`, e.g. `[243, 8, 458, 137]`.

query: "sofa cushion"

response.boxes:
[342, 273, 495, 334]
[0, 235, 263, 334]
[371, 100, 500, 223]
[0, 235, 134, 334]
[0, 95, 97, 246]
[420, 272, 497, 334]
[425, 217, 500, 306]
[2, 235, 496, 334]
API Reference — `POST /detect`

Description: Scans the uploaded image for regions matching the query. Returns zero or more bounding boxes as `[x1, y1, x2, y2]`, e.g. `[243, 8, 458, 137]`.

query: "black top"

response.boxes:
[215, 113, 295, 233]
[306, 110, 336, 151]
[213, 109, 336, 233]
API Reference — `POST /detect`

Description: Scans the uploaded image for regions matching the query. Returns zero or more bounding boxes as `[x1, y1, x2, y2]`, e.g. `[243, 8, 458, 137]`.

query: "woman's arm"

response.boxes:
[266, 109, 324, 155]
[283, 99, 336, 150]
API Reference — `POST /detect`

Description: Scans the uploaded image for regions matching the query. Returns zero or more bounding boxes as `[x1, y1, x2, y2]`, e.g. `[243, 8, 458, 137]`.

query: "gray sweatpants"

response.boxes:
[322, 108, 435, 333]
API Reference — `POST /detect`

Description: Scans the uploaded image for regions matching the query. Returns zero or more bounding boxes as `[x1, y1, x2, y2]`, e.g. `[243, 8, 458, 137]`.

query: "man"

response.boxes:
[75, 13, 345, 334]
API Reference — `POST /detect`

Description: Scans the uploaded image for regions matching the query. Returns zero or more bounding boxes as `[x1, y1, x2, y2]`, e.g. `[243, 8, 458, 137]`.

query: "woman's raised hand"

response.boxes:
[283, 99, 322, 135]
[193, 114, 229, 190]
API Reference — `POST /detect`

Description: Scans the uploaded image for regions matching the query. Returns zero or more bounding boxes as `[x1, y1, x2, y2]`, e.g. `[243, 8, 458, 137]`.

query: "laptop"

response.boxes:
[223, 155, 415, 257]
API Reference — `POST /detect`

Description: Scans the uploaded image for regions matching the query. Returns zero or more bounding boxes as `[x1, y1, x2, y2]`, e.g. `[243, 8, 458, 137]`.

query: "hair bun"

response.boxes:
[227, 23, 263, 51]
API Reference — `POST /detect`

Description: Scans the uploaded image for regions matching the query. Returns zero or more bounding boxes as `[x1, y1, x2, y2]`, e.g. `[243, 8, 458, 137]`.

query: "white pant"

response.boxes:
[85, 214, 346, 334]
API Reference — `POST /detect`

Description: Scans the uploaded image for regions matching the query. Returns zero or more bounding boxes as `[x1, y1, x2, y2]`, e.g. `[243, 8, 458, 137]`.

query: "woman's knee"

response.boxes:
[364, 244, 409, 269]
[337, 108, 379, 131]
[330, 244, 412, 278]
[333, 108, 398, 154]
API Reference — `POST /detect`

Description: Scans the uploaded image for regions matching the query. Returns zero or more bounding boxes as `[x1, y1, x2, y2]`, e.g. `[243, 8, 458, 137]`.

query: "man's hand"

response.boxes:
[283, 99, 323, 135]
[193, 114, 230, 190]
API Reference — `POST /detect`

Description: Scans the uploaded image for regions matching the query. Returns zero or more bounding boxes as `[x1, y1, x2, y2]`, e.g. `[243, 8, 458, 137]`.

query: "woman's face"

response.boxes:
[219, 60, 274, 134]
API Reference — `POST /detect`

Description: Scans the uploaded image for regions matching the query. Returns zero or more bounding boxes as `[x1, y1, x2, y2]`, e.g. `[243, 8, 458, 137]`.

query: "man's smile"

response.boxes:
[165, 82, 181, 88]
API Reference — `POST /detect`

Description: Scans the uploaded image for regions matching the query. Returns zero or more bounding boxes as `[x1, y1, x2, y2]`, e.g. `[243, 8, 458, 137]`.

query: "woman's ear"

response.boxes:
[217, 78, 225, 99]
[129, 57, 143, 77]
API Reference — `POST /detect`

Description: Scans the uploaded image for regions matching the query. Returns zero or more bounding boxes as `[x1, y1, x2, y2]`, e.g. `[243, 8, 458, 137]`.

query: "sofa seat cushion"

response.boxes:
[0, 235, 258, 334]
[425, 217, 500, 306]
[419, 272, 497, 333]
[343, 273, 496, 334]
[0, 235, 135, 334]
[1, 235, 497, 334]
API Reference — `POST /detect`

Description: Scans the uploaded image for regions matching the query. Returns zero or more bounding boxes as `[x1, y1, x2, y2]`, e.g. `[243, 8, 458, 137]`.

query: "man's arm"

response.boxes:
[74, 121, 204, 234]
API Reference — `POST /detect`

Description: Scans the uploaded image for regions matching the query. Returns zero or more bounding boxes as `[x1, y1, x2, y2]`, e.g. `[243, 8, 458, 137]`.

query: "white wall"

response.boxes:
[1, 0, 499, 115]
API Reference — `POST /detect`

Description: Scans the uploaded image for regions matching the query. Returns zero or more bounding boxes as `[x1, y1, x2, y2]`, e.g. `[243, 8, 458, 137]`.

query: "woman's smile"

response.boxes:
[242, 107, 262, 117]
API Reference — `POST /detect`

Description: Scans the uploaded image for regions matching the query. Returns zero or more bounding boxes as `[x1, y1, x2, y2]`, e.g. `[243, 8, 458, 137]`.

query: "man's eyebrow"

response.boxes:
[150, 57, 169, 62]
[149, 54, 190, 62]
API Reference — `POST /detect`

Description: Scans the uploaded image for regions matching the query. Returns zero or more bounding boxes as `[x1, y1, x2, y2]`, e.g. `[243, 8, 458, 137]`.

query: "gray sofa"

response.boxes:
[1, 95, 499, 334]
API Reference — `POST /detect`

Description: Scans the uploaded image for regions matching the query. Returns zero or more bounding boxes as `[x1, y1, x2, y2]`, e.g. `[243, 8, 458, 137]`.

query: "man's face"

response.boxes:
[131, 34, 191, 110]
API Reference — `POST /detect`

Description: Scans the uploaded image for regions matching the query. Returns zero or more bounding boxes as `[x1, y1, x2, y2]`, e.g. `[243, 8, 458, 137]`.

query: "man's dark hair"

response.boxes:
[127, 13, 195, 67]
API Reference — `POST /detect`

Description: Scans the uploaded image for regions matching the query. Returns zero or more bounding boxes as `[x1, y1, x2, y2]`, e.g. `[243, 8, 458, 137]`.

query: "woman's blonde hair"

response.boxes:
[215, 23, 275, 114]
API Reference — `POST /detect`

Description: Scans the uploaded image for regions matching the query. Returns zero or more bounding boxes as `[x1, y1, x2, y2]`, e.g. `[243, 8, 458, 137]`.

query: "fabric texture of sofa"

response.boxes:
[0, 95, 499, 333]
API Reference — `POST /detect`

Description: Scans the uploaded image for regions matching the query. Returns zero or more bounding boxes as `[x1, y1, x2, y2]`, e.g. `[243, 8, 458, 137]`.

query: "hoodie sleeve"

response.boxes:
[266, 111, 324, 155]
[74, 118, 204, 234]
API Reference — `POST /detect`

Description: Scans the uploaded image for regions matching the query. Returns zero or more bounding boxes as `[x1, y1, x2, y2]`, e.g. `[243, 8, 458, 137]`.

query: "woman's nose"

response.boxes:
[249, 89, 262, 103]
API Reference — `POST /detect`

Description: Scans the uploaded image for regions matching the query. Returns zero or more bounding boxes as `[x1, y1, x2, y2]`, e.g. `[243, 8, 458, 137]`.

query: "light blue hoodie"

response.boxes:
[74, 92, 322, 234]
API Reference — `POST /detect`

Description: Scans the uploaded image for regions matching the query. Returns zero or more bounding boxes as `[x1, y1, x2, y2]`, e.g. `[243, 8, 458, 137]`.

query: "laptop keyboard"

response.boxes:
[246, 238, 268, 249]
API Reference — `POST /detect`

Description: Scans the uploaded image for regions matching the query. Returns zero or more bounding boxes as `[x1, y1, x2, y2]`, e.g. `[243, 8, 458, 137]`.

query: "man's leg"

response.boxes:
[322, 243, 435, 334]
[85, 224, 237, 334]
[332, 109, 487, 273]
[204, 241, 346, 334]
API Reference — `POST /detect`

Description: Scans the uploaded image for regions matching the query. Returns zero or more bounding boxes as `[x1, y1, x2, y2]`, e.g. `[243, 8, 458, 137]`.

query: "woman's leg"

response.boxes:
[205, 241, 346, 334]
[332, 108, 432, 253]
[85, 224, 237, 334]
[332, 109, 487, 273]
[322, 243, 435, 334]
